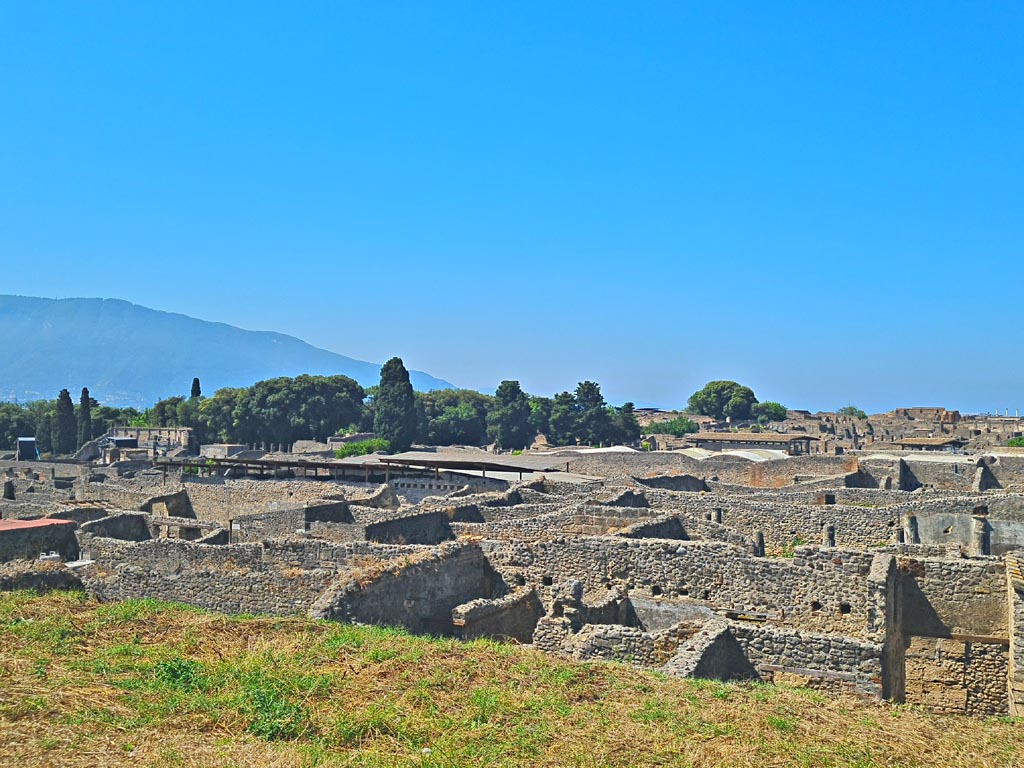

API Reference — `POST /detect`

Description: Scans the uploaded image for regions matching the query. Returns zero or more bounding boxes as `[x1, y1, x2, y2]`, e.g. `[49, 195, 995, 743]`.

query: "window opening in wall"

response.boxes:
[541, 575, 553, 586]
[811, 600, 822, 611]
[651, 585, 663, 596]
[839, 602, 852, 615]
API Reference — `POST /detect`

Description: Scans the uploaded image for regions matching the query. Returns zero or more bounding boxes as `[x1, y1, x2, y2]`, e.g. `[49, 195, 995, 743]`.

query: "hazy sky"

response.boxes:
[2, 3, 1022, 413]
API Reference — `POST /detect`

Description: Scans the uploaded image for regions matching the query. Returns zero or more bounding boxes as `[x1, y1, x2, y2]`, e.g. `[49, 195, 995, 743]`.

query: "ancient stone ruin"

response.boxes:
[3, 449, 1024, 717]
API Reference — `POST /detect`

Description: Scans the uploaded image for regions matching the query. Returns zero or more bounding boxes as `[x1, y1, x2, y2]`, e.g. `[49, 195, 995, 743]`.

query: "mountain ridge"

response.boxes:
[0, 295, 454, 407]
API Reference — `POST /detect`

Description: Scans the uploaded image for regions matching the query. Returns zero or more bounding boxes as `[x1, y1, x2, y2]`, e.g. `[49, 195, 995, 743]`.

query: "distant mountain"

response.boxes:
[0, 295, 455, 408]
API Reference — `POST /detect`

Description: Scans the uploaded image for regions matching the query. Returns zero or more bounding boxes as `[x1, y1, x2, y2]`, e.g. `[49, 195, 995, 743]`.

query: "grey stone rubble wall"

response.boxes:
[638, 487, 1024, 553]
[78, 475, 386, 526]
[640, 492, 899, 552]
[533, 612, 884, 699]
[78, 536, 416, 616]
[730, 622, 884, 699]
[1009, 565, 1024, 716]
[903, 635, 1009, 715]
[452, 588, 544, 642]
[661, 620, 738, 677]
[480, 537, 881, 639]
[615, 514, 753, 548]
[450, 508, 579, 542]
[0, 521, 80, 563]
[0, 561, 84, 592]
[899, 555, 1009, 638]
[0, 499, 64, 520]
[363, 511, 455, 545]
[534, 619, 702, 667]
[79, 513, 153, 542]
[616, 515, 689, 540]
[309, 543, 507, 635]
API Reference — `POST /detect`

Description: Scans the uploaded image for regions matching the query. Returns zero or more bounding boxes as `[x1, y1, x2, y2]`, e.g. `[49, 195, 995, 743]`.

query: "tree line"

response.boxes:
[0, 359, 642, 455]
[0, 365, 790, 456]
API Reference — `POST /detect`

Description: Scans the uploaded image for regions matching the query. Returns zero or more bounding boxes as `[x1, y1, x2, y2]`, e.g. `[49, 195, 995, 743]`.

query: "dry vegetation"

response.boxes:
[0, 591, 1020, 768]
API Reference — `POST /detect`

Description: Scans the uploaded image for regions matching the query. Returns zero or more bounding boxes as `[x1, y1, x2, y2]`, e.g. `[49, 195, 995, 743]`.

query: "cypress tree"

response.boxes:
[373, 357, 417, 453]
[52, 389, 76, 455]
[78, 387, 93, 447]
[190, 377, 202, 399]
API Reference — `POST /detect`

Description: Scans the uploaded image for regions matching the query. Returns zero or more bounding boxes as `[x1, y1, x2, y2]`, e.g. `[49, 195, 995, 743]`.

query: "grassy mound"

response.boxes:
[0, 591, 1020, 767]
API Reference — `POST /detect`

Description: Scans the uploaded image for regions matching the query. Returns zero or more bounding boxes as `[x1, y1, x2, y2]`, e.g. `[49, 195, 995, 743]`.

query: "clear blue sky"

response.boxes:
[2, 3, 1022, 413]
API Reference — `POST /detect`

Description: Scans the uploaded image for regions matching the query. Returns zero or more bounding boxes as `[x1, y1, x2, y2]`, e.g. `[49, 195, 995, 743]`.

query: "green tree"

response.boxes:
[23, 400, 54, 453]
[52, 389, 77, 455]
[838, 405, 868, 420]
[575, 381, 611, 445]
[373, 357, 417, 453]
[190, 377, 202, 399]
[687, 381, 758, 421]
[417, 389, 493, 446]
[199, 387, 247, 443]
[646, 415, 699, 437]
[231, 375, 364, 445]
[487, 380, 533, 449]
[752, 401, 787, 424]
[528, 396, 553, 437]
[547, 391, 578, 446]
[0, 403, 35, 451]
[77, 387, 94, 447]
[607, 402, 642, 444]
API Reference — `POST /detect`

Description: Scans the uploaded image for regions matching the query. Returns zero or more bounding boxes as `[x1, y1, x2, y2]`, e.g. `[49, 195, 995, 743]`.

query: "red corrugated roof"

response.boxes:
[0, 518, 76, 531]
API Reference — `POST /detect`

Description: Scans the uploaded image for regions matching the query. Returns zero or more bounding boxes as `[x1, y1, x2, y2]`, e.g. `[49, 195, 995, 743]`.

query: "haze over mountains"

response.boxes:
[0, 296, 454, 408]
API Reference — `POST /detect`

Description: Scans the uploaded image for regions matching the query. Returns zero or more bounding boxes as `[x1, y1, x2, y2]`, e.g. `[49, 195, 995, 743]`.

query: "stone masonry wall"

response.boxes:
[480, 538, 880, 638]
[78, 536, 413, 616]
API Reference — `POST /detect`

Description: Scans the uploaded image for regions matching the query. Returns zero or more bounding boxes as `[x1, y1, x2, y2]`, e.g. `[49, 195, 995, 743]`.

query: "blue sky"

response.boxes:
[2, 3, 1022, 413]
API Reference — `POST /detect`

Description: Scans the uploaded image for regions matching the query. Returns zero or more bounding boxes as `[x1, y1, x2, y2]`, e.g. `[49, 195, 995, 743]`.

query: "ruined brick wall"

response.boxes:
[481, 538, 880, 638]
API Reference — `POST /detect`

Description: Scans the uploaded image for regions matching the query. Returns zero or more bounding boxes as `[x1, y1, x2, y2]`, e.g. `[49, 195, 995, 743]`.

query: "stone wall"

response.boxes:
[1008, 561, 1024, 716]
[903, 635, 1008, 715]
[80, 513, 153, 542]
[310, 543, 507, 635]
[898, 556, 1008, 639]
[730, 622, 885, 700]
[453, 588, 544, 642]
[364, 511, 455, 545]
[480, 537, 881, 638]
[0, 521, 79, 562]
[79, 536, 411, 616]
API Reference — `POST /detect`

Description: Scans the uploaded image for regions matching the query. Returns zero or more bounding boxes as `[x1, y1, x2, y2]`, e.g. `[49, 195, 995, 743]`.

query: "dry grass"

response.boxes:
[1, 590, 1021, 767]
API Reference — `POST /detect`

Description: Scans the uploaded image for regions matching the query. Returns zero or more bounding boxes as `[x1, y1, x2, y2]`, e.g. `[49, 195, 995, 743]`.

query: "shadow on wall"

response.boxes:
[311, 543, 508, 637]
[79, 513, 153, 542]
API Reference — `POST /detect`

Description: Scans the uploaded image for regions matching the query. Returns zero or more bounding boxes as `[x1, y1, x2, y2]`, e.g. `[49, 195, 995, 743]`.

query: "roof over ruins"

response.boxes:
[895, 437, 967, 447]
[0, 518, 75, 532]
[690, 432, 819, 443]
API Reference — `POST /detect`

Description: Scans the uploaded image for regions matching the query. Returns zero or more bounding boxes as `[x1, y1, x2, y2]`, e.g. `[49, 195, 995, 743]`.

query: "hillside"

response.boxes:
[0, 296, 454, 407]
[0, 591, 1020, 768]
